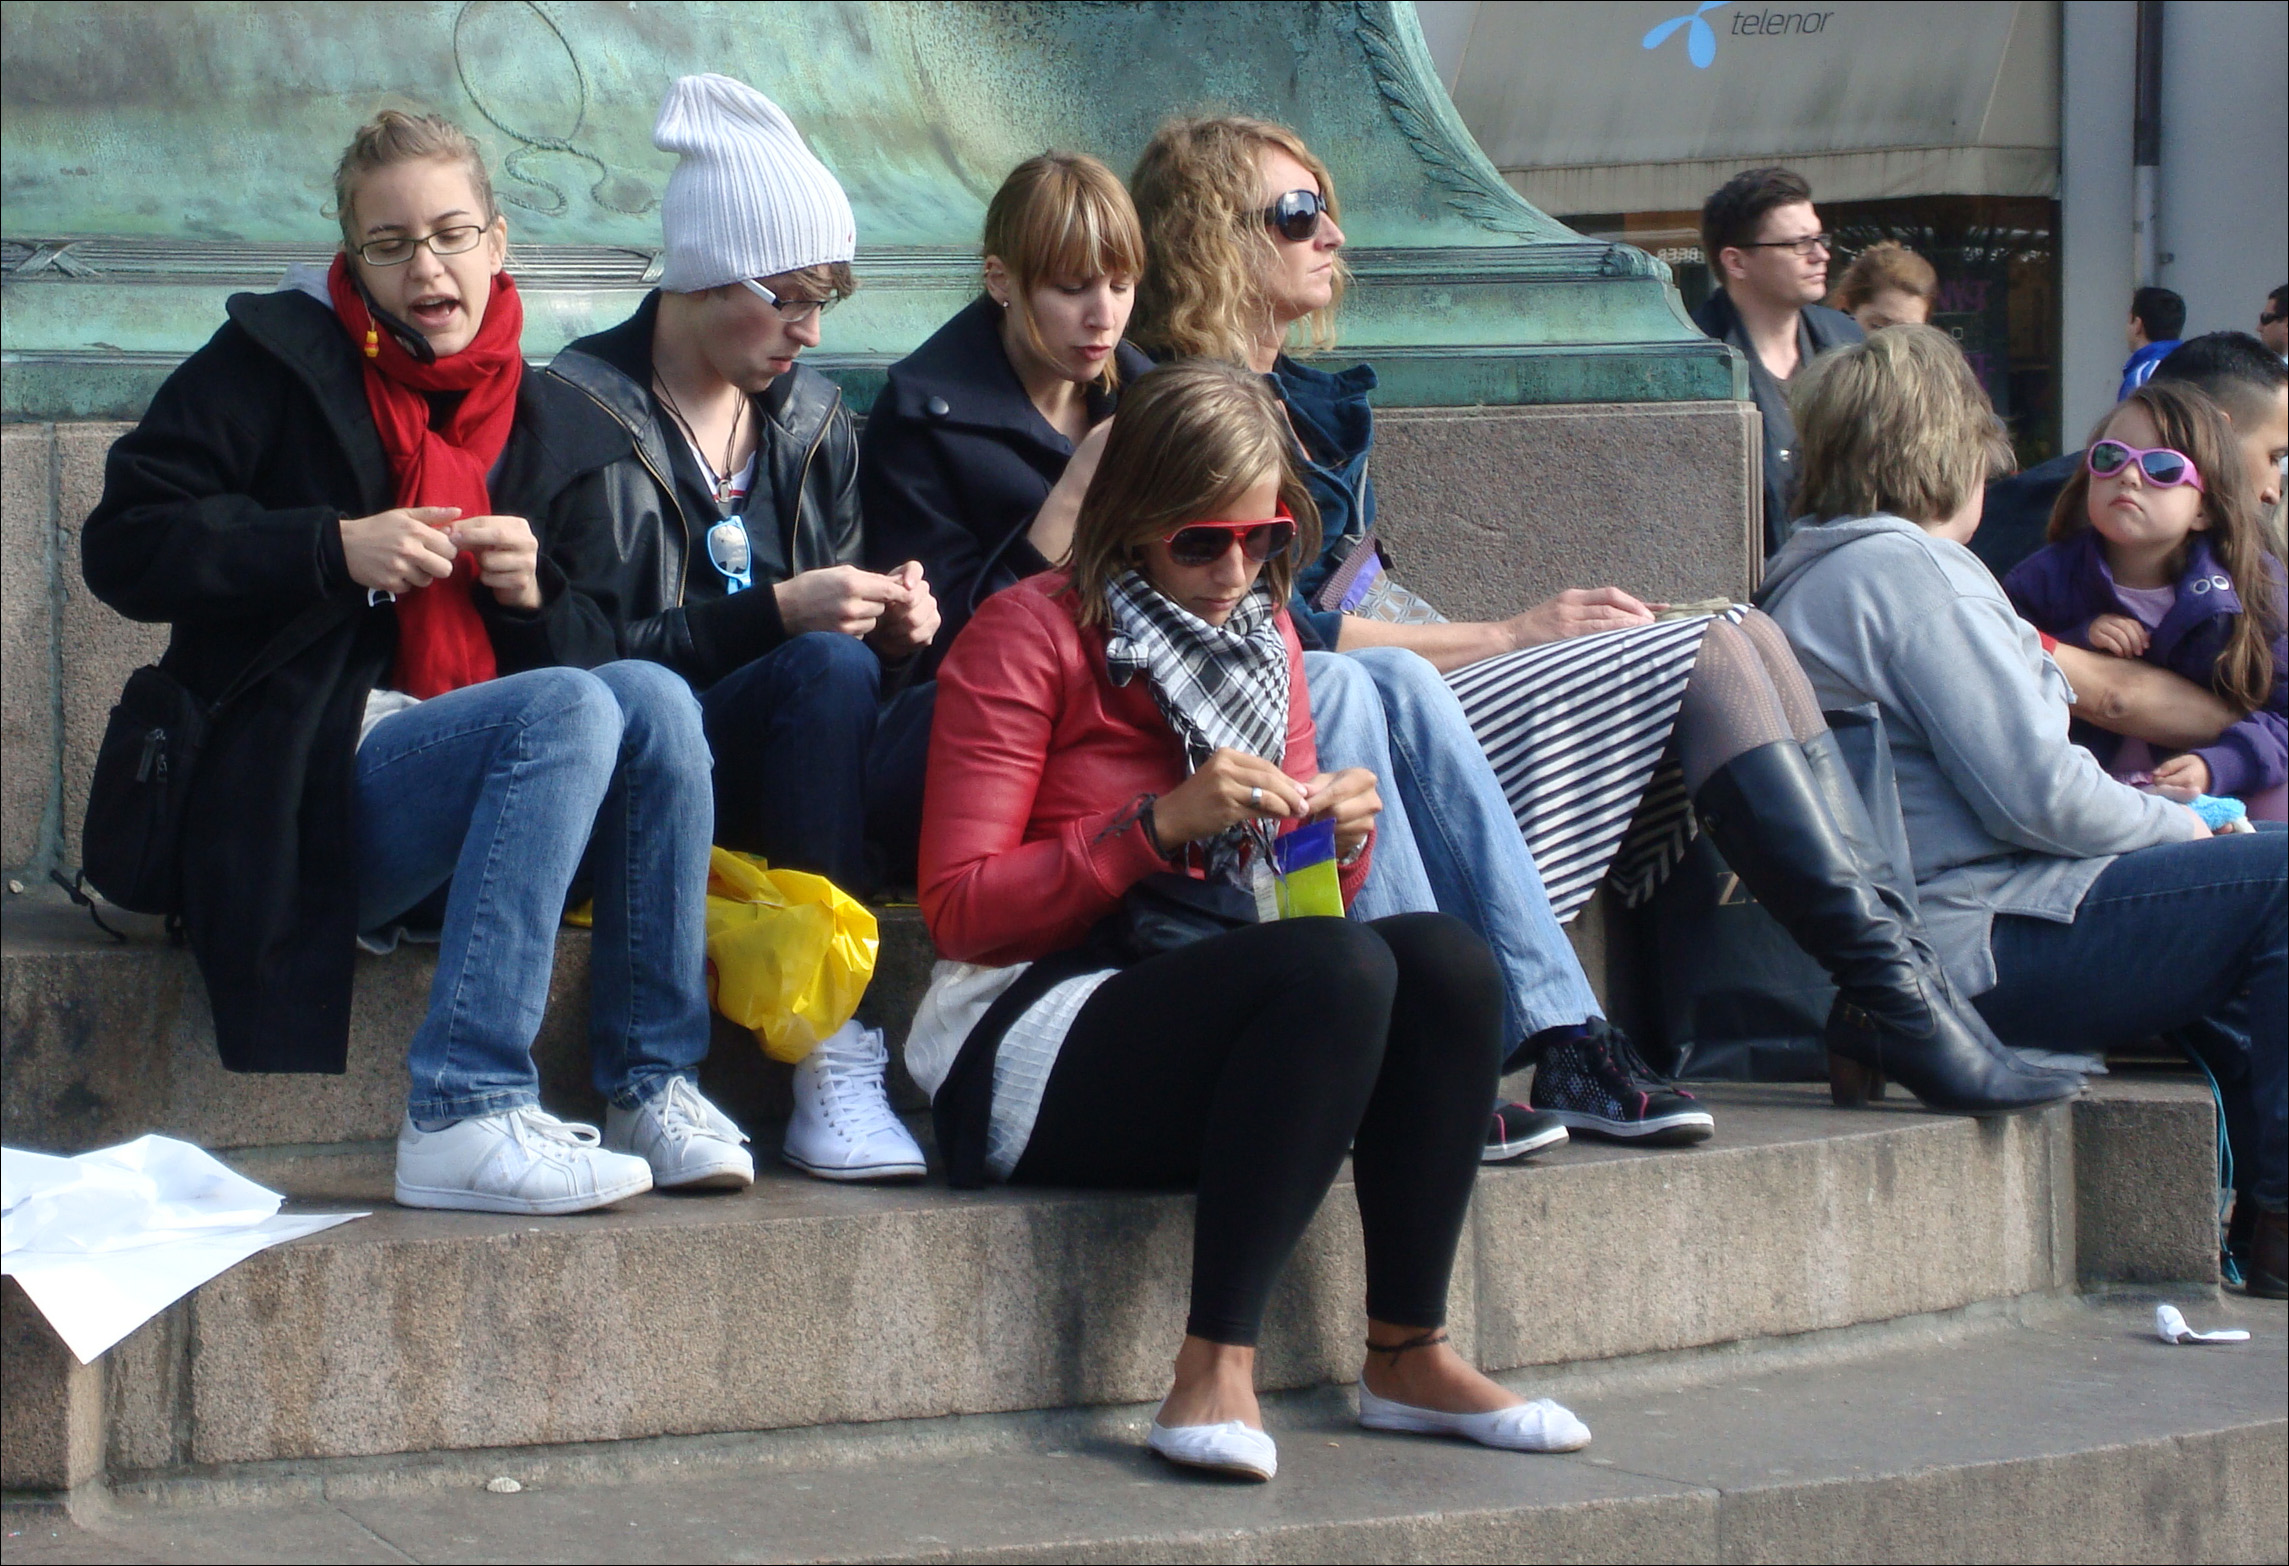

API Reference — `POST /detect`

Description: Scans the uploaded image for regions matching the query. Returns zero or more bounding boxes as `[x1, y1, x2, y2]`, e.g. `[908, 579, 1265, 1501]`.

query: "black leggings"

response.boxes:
[1010, 913, 1503, 1346]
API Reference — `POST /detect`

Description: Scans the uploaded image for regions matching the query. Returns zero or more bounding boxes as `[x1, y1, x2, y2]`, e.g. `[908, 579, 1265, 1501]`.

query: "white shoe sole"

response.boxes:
[1484, 1122, 1569, 1162]
[1544, 1107, 1715, 1145]
[394, 1166, 653, 1215]
[780, 1150, 928, 1182]
[653, 1164, 755, 1191]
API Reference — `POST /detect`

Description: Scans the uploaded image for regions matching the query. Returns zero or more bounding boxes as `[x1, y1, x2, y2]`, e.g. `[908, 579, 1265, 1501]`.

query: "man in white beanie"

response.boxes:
[549, 74, 935, 1183]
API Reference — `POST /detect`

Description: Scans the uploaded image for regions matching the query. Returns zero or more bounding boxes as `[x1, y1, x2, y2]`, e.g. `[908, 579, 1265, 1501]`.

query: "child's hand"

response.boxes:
[2086, 613, 2149, 658]
[2153, 753, 2211, 795]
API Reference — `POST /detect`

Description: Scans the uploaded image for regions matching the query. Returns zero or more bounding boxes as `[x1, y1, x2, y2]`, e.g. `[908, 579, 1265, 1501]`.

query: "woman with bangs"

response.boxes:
[1127, 115, 2078, 1122]
[859, 152, 1153, 675]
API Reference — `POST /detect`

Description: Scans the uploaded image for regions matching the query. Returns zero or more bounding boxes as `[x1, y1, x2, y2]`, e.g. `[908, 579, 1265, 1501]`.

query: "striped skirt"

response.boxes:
[1445, 612, 1736, 922]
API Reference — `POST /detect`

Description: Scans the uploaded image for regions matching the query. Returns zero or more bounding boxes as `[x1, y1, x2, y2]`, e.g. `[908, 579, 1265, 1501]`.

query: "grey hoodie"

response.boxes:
[1758, 514, 2197, 995]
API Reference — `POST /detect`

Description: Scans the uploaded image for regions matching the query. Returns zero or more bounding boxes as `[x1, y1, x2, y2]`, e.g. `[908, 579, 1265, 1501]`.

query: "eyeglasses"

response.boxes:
[355, 224, 488, 267]
[1739, 232, 1833, 258]
[2087, 439, 2206, 491]
[1262, 190, 1331, 244]
[706, 515, 754, 592]
[739, 278, 841, 323]
[1160, 509, 1298, 567]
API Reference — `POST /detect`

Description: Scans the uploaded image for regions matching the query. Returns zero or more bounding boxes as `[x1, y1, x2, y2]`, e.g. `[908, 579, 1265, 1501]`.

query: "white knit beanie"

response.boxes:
[653, 74, 856, 293]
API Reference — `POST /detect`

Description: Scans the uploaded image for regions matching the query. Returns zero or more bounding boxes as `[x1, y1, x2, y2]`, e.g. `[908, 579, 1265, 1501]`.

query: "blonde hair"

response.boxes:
[1832, 240, 1938, 314]
[2049, 381, 2278, 713]
[331, 110, 497, 248]
[1790, 325, 2012, 527]
[982, 153, 1145, 392]
[1065, 360, 1321, 627]
[1129, 115, 1348, 363]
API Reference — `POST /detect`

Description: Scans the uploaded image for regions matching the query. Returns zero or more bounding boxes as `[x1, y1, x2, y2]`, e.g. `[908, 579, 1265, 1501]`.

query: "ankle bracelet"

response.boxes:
[1365, 1328, 1448, 1360]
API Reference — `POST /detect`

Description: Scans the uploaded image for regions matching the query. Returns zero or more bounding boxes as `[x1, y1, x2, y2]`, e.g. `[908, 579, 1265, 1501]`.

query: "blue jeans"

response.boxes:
[357, 662, 715, 1122]
[1304, 647, 1602, 1053]
[699, 632, 935, 897]
[1978, 830, 2288, 1208]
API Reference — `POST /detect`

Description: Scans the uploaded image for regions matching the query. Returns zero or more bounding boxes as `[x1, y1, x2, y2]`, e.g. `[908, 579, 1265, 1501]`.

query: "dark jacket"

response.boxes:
[81, 287, 621, 1073]
[858, 296, 1150, 677]
[2003, 528, 2287, 797]
[1691, 290, 1865, 557]
[1976, 449, 2082, 581]
[1267, 355, 1381, 652]
[547, 290, 863, 690]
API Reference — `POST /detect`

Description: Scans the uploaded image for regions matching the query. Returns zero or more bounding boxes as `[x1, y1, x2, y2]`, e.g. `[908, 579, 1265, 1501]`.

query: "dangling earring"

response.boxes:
[363, 325, 380, 359]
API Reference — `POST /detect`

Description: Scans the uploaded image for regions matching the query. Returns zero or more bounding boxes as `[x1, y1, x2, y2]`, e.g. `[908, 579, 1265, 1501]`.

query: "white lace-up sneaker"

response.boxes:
[394, 1107, 654, 1215]
[603, 1077, 754, 1190]
[782, 1021, 928, 1181]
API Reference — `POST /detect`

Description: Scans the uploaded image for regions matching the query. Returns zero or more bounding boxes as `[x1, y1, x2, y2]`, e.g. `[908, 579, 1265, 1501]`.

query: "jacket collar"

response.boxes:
[886, 294, 1147, 448]
[2062, 527, 2242, 659]
[1269, 354, 1377, 470]
[224, 289, 394, 505]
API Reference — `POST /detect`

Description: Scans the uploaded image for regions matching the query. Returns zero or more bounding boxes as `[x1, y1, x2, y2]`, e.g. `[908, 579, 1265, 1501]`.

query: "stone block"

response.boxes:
[0, 1278, 104, 1492]
[1370, 401, 1761, 621]
[2074, 1078, 2220, 1286]
[2, 424, 57, 873]
[53, 423, 162, 869]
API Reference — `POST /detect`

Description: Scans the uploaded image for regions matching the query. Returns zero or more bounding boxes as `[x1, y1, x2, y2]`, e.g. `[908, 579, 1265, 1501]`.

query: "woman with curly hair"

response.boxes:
[1831, 240, 1938, 332]
[1127, 114, 2078, 1119]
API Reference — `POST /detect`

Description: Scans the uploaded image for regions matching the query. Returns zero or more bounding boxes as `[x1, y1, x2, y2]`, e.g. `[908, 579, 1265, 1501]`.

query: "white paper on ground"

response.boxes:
[2154, 1303, 2252, 1345]
[2, 1136, 365, 1364]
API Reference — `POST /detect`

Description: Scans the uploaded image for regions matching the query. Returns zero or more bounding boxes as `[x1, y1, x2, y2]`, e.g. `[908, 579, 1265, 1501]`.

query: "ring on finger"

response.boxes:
[1249, 785, 1264, 810]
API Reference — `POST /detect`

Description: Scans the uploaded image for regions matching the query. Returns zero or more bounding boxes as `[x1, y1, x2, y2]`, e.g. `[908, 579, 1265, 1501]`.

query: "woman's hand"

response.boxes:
[450, 515, 542, 611]
[1151, 748, 1308, 850]
[1499, 586, 1657, 650]
[2087, 613, 2150, 659]
[2153, 752, 2212, 796]
[1303, 767, 1381, 859]
[341, 506, 460, 595]
[1026, 417, 1114, 565]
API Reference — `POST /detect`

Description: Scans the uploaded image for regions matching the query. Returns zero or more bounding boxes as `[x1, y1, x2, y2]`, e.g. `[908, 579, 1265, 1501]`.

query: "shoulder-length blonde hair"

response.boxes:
[1790, 324, 2013, 528]
[2049, 381, 2278, 713]
[1128, 114, 1348, 363]
[1064, 359, 1321, 627]
[983, 152, 1145, 393]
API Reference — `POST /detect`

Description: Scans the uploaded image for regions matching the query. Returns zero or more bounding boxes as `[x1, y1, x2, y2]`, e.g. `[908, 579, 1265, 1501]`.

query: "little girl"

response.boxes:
[2005, 381, 2287, 820]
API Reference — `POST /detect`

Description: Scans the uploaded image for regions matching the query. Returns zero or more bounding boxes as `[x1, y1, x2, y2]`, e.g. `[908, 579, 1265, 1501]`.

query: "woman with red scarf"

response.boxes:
[83, 113, 750, 1215]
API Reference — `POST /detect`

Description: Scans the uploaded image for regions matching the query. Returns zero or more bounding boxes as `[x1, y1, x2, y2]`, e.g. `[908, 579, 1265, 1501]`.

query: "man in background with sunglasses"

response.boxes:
[548, 74, 936, 1184]
[1691, 166, 1864, 557]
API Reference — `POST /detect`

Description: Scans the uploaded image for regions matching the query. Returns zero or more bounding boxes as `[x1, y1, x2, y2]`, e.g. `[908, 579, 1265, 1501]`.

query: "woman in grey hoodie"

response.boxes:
[1760, 326, 2287, 1299]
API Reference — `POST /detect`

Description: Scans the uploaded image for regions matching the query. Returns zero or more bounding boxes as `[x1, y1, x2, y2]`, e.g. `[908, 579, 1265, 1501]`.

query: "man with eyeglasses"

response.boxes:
[1691, 166, 1864, 556]
[548, 74, 935, 1184]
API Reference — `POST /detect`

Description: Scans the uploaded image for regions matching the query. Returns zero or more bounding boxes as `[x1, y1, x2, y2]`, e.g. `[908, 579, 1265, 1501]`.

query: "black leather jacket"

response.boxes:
[546, 291, 863, 689]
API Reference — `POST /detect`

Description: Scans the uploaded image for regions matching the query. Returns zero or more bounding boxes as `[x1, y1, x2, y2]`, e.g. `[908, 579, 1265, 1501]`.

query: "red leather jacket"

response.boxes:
[921, 572, 1372, 966]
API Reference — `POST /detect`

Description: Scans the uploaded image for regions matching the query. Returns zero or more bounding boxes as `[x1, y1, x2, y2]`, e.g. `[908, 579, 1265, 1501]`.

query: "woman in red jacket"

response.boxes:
[913, 360, 1593, 1482]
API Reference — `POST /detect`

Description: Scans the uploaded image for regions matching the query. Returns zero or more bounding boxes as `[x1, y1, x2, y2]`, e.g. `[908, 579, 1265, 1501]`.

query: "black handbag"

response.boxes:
[80, 597, 352, 916]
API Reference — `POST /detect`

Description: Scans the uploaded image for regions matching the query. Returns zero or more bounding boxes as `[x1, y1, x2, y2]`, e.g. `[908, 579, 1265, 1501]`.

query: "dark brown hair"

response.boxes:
[1700, 166, 1812, 265]
[1063, 359, 1319, 627]
[2049, 381, 2279, 713]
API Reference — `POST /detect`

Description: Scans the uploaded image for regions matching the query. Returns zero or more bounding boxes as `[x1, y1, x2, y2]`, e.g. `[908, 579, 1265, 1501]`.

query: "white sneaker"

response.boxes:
[782, 1022, 928, 1181]
[604, 1077, 754, 1190]
[395, 1107, 653, 1215]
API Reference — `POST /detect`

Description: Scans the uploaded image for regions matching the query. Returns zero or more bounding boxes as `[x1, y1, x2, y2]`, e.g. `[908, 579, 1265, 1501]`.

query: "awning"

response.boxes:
[1420, 0, 2059, 213]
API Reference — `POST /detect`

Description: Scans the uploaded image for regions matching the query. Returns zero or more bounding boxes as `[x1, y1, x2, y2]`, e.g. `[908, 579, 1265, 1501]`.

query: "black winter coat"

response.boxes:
[81, 287, 622, 1073]
[1691, 289, 1864, 558]
[547, 292, 863, 691]
[857, 296, 1151, 677]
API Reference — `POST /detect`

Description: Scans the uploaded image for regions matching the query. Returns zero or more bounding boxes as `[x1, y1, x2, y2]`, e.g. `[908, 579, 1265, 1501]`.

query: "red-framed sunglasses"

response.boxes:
[2087, 439, 2206, 491]
[1159, 508, 1299, 567]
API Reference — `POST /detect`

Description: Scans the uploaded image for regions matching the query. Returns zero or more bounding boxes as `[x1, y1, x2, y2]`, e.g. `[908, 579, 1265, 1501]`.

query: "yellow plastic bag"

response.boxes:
[702, 848, 878, 1064]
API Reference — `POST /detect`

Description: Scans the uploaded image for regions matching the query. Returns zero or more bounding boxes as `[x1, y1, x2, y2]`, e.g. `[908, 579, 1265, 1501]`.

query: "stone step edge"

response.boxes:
[30, 1291, 2154, 1513]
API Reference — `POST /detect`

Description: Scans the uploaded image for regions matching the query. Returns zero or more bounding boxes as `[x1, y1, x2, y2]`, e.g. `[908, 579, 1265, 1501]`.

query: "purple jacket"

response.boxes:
[2004, 529, 2286, 797]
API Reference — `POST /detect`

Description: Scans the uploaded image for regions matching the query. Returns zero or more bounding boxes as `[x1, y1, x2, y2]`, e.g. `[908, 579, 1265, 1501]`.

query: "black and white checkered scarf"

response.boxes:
[1104, 570, 1289, 871]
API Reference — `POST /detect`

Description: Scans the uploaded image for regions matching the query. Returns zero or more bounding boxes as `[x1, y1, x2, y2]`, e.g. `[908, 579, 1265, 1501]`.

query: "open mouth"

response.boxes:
[406, 295, 461, 332]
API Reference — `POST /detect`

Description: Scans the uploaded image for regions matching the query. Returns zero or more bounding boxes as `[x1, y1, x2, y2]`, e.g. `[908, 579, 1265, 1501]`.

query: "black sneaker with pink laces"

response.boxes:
[1529, 1020, 1715, 1145]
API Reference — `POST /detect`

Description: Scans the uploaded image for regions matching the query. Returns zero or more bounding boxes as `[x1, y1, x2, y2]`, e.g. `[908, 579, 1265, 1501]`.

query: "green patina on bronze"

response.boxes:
[0, 0, 1741, 418]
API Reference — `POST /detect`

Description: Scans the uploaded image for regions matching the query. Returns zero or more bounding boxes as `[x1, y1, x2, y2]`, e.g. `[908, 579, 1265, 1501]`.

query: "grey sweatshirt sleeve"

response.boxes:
[1888, 593, 2200, 859]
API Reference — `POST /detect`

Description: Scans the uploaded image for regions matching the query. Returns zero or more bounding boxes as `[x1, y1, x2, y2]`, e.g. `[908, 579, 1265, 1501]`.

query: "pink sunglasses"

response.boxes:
[2087, 439, 2205, 492]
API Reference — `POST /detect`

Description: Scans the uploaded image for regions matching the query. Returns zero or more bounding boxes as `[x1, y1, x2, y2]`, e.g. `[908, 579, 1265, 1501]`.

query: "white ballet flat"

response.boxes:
[1146, 1418, 1278, 1480]
[1356, 1384, 1592, 1452]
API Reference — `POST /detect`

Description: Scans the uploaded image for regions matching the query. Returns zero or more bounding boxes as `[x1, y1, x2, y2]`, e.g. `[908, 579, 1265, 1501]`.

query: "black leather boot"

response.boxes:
[1693, 740, 2080, 1115]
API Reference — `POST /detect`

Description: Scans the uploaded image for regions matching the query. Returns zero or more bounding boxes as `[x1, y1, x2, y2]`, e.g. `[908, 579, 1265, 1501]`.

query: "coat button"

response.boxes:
[925, 396, 950, 418]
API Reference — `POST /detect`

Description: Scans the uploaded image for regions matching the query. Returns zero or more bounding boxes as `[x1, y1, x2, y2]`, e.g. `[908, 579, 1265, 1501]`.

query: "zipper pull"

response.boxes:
[136, 728, 166, 783]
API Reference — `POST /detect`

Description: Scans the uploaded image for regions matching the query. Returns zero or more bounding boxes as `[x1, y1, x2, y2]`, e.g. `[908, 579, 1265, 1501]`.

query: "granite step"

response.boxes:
[1, 1077, 2225, 1493]
[6, 1296, 2282, 1563]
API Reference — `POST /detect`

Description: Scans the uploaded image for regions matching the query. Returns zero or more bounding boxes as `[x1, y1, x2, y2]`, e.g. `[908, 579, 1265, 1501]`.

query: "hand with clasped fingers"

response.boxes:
[1151, 748, 1381, 861]
[2086, 612, 2151, 659]
[340, 506, 543, 611]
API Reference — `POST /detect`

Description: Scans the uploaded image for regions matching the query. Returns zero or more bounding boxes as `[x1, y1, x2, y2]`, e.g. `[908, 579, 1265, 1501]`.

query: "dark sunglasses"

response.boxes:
[2087, 439, 2206, 491]
[1160, 509, 1298, 567]
[1262, 189, 1330, 244]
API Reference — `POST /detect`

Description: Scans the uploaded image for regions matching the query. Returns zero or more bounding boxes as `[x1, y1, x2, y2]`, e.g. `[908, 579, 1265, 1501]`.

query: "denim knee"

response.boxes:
[500, 666, 623, 759]
[780, 631, 884, 698]
[590, 659, 707, 763]
[1350, 644, 1463, 721]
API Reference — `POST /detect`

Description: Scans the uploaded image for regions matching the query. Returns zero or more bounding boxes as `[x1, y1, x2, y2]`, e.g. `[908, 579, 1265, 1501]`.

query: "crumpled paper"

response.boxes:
[2154, 1303, 2251, 1345]
[2, 1136, 364, 1364]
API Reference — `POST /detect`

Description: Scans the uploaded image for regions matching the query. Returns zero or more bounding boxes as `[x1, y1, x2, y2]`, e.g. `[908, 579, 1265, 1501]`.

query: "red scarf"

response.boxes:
[328, 254, 524, 698]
